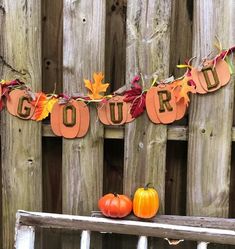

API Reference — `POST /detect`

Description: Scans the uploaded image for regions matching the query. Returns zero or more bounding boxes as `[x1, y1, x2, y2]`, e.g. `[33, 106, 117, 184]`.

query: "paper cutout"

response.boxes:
[0, 44, 234, 137]
[123, 76, 146, 118]
[191, 59, 230, 94]
[50, 100, 90, 139]
[84, 72, 109, 100]
[31, 92, 58, 121]
[6, 89, 35, 119]
[97, 96, 134, 125]
[146, 84, 187, 124]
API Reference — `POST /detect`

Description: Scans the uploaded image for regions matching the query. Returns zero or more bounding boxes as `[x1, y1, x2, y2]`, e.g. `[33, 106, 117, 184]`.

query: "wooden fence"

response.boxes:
[0, 0, 235, 248]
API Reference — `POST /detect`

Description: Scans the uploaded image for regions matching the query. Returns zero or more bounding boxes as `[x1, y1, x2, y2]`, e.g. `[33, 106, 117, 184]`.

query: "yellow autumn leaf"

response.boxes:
[32, 94, 58, 121]
[84, 72, 109, 100]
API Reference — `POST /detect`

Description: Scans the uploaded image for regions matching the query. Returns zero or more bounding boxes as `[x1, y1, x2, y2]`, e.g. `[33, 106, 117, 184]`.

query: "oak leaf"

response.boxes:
[84, 72, 109, 100]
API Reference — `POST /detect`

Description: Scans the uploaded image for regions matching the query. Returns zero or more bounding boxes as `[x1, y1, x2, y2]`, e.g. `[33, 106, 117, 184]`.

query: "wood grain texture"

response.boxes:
[0, 2, 4, 248]
[187, 0, 235, 217]
[105, 0, 127, 91]
[42, 0, 63, 247]
[1, 1, 42, 249]
[124, 2, 172, 248]
[165, 0, 193, 229]
[124, 0, 172, 211]
[62, 0, 105, 248]
[17, 210, 235, 245]
[42, 0, 63, 93]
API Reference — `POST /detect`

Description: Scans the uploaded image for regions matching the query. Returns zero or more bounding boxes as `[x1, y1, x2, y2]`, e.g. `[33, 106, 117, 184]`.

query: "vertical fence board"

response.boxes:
[0, 1, 4, 248]
[187, 0, 235, 218]
[124, 0, 172, 214]
[124, 0, 172, 247]
[42, 0, 63, 93]
[1, 1, 42, 249]
[165, 0, 193, 217]
[42, 0, 63, 247]
[63, 0, 105, 248]
[105, 0, 127, 91]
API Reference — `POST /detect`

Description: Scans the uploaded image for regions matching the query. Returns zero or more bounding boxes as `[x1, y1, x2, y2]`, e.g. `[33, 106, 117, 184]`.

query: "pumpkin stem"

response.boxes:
[144, 183, 152, 190]
[113, 192, 118, 197]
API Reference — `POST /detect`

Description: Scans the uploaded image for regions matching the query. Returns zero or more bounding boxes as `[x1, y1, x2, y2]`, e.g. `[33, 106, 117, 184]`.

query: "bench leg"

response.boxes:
[15, 226, 35, 249]
[80, 230, 91, 249]
[197, 241, 209, 249]
[137, 236, 148, 249]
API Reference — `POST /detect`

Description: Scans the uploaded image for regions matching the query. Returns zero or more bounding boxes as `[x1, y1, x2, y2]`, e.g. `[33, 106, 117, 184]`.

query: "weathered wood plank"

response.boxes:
[166, 2, 193, 238]
[124, 3, 171, 247]
[92, 211, 235, 230]
[41, 0, 63, 247]
[42, 0, 63, 93]
[1, 1, 42, 249]
[0, 2, 4, 248]
[187, 0, 235, 217]
[105, 0, 127, 91]
[16, 210, 235, 245]
[62, 0, 105, 248]
[124, 0, 172, 209]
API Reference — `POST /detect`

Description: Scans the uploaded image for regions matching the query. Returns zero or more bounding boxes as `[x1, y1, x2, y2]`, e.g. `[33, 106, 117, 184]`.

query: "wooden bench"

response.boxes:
[15, 210, 235, 249]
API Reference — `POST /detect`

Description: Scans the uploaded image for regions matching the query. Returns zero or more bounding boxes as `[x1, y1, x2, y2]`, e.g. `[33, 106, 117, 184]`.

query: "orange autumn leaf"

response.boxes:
[84, 72, 109, 100]
[172, 77, 196, 106]
[31, 92, 58, 121]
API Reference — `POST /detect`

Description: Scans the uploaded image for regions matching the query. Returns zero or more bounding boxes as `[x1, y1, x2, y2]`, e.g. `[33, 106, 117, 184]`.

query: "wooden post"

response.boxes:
[15, 226, 35, 249]
[187, 0, 235, 217]
[1, 1, 42, 249]
[62, 0, 105, 248]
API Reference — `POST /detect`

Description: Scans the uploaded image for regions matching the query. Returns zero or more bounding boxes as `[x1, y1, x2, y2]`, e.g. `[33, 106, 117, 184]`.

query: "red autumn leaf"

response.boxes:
[123, 75, 146, 118]
[129, 93, 146, 118]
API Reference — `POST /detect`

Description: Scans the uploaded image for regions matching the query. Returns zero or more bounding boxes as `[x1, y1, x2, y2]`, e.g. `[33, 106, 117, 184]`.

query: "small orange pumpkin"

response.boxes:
[190, 59, 230, 94]
[50, 99, 90, 139]
[146, 84, 187, 124]
[97, 96, 134, 125]
[133, 184, 159, 219]
[98, 193, 132, 218]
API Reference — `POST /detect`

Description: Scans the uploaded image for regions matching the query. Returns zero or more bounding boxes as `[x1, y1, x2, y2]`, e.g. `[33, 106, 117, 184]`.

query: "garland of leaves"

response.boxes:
[0, 44, 234, 122]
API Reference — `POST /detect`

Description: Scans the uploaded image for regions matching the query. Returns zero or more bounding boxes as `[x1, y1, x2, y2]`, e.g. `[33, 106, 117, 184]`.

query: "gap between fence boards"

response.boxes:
[41, 124, 235, 141]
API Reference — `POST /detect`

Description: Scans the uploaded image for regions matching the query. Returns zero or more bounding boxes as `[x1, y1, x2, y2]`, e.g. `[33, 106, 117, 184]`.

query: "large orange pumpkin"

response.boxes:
[97, 96, 134, 125]
[146, 84, 187, 124]
[50, 99, 90, 139]
[98, 193, 132, 218]
[133, 184, 159, 219]
[190, 59, 230, 94]
[6, 89, 35, 119]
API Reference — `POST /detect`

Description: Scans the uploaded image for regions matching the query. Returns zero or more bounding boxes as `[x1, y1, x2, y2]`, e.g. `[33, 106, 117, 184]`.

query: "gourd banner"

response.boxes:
[1, 45, 235, 139]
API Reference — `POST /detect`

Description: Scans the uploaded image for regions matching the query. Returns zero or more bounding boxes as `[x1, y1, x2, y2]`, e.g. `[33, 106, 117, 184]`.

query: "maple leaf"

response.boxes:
[171, 77, 196, 106]
[84, 72, 109, 100]
[31, 92, 58, 121]
[129, 93, 146, 118]
[124, 75, 146, 118]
